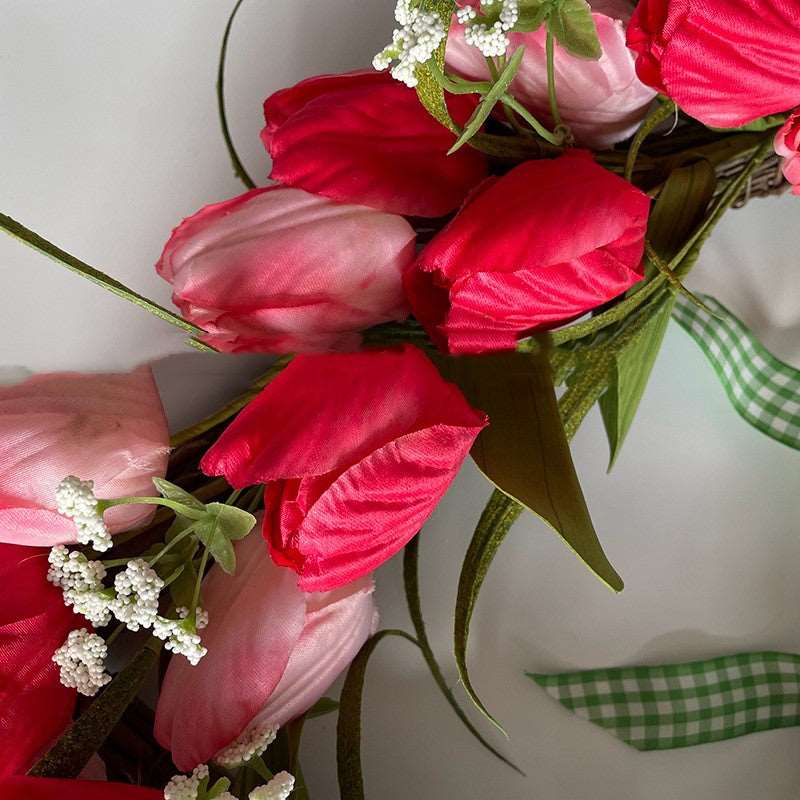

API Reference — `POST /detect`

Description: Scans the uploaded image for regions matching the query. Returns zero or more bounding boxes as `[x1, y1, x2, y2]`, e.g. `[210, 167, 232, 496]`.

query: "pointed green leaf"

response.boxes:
[203, 502, 257, 540]
[448, 46, 525, 153]
[453, 489, 523, 732]
[169, 557, 199, 609]
[152, 477, 206, 512]
[438, 348, 623, 591]
[547, 0, 601, 59]
[404, 536, 523, 770]
[306, 697, 340, 719]
[647, 159, 717, 269]
[516, 0, 550, 31]
[197, 526, 236, 574]
[337, 630, 419, 800]
[599, 296, 675, 469]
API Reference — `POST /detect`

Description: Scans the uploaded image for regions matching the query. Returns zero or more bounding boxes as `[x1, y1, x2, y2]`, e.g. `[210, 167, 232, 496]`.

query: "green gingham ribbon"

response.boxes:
[672, 293, 800, 450]
[530, 652, 800, 751]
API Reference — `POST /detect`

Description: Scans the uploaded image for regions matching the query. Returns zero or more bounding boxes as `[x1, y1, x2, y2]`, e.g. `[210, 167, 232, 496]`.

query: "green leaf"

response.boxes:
[206, 777, 233, 799]
[547, 0, 601, 59]
[453, 490, 523, 731]
[599, 296, 675, 469]
[516, 0, 550, 31]
[306, 696, 340, 719]
[403, 536, 523, 770]
[203, 502, 257, 540]
[196, 525, 236, 574]
[0, 212, 210, 345]
[153, 477, 206, 512]
[438, 348, 623, 591]
[169, 557, 199, 609]
[647, 159, 717, 268]
[29, 644, 160, 778]
[337, 630, 419, 800]
[448, 46, 526, 153]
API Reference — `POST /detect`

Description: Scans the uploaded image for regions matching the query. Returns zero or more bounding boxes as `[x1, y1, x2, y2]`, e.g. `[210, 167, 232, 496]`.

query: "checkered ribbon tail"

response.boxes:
[672, 293, 800, 450]
[531, 652, 800, 751]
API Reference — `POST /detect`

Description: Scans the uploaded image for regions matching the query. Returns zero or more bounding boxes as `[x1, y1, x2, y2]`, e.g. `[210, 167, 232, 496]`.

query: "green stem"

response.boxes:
[624, 100, 676, 182]
[191, 546, 211, 614]
[100, 496, 206, 520]
[669, 134, 776, 274]
[545, 29, 564, 132]
[0, 213, 211, 345]
[217, 0, 256, 189]
[146, 521, 199, 567]
[500, 95, 562, 145]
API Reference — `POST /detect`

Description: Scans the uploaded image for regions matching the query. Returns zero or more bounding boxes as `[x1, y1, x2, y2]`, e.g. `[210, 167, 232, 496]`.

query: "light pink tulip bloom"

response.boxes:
[157, 186, 416, 354]
[446, 1, 656, 148]
[775, 110, 800, 196]
[0, 368, 169, 547]
[154, 531, 378, 770]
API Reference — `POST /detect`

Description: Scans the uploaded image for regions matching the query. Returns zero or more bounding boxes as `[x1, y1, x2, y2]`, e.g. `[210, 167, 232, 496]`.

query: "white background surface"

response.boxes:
[2, 2, 800, 798]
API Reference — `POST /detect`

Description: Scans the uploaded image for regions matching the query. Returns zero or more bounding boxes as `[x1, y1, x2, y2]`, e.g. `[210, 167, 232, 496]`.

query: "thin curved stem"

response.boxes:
[624, 100, 676, 182]
[545, 29, 564, 131]
[217, 0, 256, 189]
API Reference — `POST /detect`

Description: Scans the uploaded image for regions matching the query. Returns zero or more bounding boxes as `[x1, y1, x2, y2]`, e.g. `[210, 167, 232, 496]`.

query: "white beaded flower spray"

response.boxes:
[49, 474, 258, 694]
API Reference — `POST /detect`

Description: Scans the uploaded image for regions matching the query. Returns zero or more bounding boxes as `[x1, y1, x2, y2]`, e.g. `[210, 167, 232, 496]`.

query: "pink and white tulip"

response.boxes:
[154, 531, 378, 771]
[775, 111, 800, 196]
[446, 0, 656, 148]
[0, 368, 169, 548]
[157, 186, 416, 354]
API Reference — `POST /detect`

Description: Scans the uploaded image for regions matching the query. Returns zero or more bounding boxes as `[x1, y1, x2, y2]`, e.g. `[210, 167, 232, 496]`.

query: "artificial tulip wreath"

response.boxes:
[2, 0, 799, 797]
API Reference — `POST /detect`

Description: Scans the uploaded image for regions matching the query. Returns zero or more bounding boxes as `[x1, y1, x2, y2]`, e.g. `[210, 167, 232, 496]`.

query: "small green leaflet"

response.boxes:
[195, 503, 257, 574]
[448, 46, 525, 153]
[437, 348, 623, 591]
[547, 0, 601, 60]
[152, 477, 206, 512]
[516, 0, 550, 32]
[599, 296, 675, 469]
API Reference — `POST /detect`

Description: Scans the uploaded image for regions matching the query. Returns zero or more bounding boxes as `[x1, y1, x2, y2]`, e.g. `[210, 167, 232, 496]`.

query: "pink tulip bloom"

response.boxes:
[200, 346, 487, 591]
[0, 368, 169, 547]
[627, 0, 800, 128]
[0, 544, 80, 780]
[0, 777, 161, 800]
[261, 70, 488, 217]
[446, 1, 656, 148]
[154, 532, 378, 770]
[775, 111, 800, 196]
[405, 151, 650, 354]
[157, 186, 416, 354]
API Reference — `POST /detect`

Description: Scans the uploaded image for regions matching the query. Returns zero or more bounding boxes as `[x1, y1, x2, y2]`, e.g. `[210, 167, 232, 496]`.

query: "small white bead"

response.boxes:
[55, 476, 112, 552]
[153, 616, 207, 666]
[249, 772, 295, 800]
[48, 546, 112, 627]
[373, 0, 446, 87]
[163, 764, 209, 800]
[214, 722, 278, 768]
[110, 558, 164, 631]
[53, 628, 111, 697]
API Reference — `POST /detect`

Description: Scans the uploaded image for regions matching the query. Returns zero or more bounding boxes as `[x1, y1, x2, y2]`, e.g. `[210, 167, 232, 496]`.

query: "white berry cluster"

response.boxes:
[55, 475, 112, 552]
[373, 0, 446, 87]
[463, 0, 519, 57]
[164, 764, 209, 800]
[154, 616, 208, 666]
[47, 546, 112, 627]
[249, 772, 296, 800]
[110, 558, 164, 631]
[214, 722, 278, 768]
[53, 628, 112, 696]
[177, 605, 209, 630]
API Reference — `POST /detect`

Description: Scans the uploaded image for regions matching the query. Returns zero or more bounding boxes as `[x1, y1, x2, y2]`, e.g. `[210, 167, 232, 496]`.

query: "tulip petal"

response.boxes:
[157, 187, 415, 354]
[265, 422, 485, 591]
[154, 533, 307, 771]
[406, 152, 650, 354]
[0, 368, 169, 546]
[262, 70, 488, 217]
[0, 777, 161, 800]
[201, 346, 486, 487]
[628, 0, 800, 127]
[0, 544, 78, 779]
[247, 576, 378, 729]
